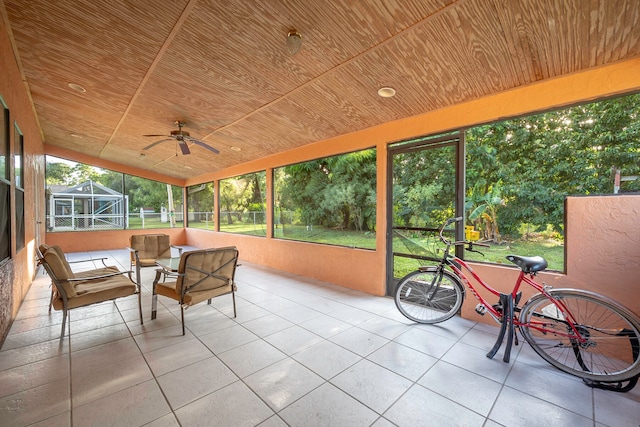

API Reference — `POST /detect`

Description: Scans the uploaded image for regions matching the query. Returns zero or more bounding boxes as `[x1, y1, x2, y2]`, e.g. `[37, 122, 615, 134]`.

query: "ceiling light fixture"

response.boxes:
[68, 83, 86, 93]
[377, 87, 396, 98]
[286, 29, 302, 55]
[231, 146, 242, 152]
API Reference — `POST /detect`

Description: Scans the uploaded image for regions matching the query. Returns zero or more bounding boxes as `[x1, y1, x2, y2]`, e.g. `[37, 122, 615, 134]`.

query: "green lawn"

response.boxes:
[128, 217, 177, 229]
[392, 234, 564, 278]
[274, 224, 376, 248]
[127, 219, 564, 278]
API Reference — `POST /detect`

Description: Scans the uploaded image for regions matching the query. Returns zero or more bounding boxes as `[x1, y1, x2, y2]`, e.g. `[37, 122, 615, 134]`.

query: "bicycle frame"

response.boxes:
[440, 253, 586, 343]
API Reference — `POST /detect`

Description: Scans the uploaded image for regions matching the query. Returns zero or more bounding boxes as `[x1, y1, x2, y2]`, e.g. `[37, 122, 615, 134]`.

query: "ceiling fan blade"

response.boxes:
[142, 134, 169, 137]
[142, 138, 173, 150]
[188, 138, 220, 154]
[178, 140, 191, 155]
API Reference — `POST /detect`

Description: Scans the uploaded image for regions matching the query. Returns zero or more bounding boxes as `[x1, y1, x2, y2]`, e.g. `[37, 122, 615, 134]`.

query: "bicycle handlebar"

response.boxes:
[439, 217, 490, 250]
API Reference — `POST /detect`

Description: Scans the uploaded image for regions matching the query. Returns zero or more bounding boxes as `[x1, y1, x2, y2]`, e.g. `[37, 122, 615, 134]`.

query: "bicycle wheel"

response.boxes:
[394, 267, 464, 324]
[519, 289, 640, 382]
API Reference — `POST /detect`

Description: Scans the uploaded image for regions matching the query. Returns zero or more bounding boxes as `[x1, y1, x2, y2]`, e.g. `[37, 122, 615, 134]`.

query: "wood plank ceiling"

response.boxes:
[4, 0, 640, 180]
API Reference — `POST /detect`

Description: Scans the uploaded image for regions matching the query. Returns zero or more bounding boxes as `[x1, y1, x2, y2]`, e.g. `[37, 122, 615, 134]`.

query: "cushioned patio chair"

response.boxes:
[39, 244, 121, 312]
[37, 245, 142, 342]
[128, 234, 182, 281]
[151, 247, 239, 335]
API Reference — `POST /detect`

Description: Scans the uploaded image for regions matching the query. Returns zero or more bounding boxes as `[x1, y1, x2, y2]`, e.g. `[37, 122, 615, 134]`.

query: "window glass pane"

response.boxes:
[464, 93, 640, 271]
[45, 155, 183, 231]
[219, 172, 266, 236]
[0, 100, 8, 182]
[15, 188, 24, 251]
[125, 175, 183, 230]
[0, 183, 10, 262]
[46, 156, 123, 231]
[273, 149, 377, 249]
[0, 99, 9, 262]
[187, 182, 215, 230]
[14, 123, 24, 251]
[14, 124, 23, 189]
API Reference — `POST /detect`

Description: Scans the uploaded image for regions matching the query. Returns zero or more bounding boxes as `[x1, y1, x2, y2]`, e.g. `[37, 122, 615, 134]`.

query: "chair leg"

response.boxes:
[232, 289, 237, 318]
[151, 270, 161, 320]
[180, 305, 185, 336]
[138, 290, 143, 325]
[59, 308, 67, 342]
[49, 288, 54, 313]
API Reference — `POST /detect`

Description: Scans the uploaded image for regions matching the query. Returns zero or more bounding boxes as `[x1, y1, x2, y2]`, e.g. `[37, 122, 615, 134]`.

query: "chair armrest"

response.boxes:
[67, 270, 132, 282]
[171, 245, 183, 256]
[126, 247, 142, 287]
[126, 247, 140, 261]
[67, 257, 109, 267]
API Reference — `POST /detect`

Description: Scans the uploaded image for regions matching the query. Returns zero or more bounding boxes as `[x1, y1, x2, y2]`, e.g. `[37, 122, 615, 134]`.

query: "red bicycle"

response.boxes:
[394, 217, 640, 390]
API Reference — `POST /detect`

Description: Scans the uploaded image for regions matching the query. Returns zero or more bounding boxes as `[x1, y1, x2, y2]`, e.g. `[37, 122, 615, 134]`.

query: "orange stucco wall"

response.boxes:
[564, 195, 639, 315]
[0, 15, 46, 342]
[44, 228, 188, 253]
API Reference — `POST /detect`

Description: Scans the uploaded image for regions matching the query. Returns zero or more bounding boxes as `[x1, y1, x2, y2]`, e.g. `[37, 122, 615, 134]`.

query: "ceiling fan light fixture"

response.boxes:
[286, 29, 302, 55]
[377, 87, 396, 98]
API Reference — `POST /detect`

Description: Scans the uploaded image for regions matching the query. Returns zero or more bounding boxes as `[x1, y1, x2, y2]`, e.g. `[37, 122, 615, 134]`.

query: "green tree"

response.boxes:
[466, 93, 640, 238]
[279, 149, 376, 231]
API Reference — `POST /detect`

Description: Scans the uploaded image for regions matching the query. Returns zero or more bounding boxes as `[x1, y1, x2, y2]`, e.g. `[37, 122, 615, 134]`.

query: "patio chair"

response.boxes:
[36, 245, 142, 342]
[151, 247, 239, 335]
[128, 234, 182, 281]
[39, 244, 121, 312]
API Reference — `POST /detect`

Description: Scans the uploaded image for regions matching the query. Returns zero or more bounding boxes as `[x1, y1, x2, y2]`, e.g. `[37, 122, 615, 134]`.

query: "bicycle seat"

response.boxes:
[505, 255, 548, 273]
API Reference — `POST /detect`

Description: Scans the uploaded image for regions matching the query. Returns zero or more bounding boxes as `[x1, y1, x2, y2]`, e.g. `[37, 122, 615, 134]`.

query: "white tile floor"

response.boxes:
[1, 248, 638, 427]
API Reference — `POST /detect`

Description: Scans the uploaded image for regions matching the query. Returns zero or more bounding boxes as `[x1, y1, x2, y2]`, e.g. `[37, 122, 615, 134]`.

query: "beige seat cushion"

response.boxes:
[51, 273, 136, 310]
[41, 244, 136, 311]
[155, 280, 232, 305]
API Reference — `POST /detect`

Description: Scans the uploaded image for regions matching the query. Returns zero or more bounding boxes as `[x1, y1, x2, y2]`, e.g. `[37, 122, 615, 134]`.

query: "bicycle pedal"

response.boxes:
[474, 304, 486, 315]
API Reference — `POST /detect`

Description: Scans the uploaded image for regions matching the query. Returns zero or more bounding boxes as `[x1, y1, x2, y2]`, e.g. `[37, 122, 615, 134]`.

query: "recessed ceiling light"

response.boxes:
[231, 146, 241, 152]
[286, 29, 303, 55]
[68, 83, 86, 93]
[70, 133, 82, 138]
[377, 87, 396, 98]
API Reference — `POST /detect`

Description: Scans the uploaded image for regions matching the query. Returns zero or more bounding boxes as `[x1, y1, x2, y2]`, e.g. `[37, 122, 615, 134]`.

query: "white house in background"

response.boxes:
[46, 180, 129, 231]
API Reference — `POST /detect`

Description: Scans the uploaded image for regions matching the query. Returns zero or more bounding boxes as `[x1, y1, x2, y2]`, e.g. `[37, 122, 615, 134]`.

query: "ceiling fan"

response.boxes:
[143, 121, 220, 155]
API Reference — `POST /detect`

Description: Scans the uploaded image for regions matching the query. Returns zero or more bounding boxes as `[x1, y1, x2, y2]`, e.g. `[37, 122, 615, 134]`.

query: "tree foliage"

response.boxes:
[219, 172, 266, 224]
[277, 149, 377, 231]
[466, 93, 639, 238]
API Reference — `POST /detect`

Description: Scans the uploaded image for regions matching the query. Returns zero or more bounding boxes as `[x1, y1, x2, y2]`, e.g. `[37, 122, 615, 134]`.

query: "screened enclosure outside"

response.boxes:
[218, 171, 267, 236]
[187, 182, 215, 230]
[273, 149, 377, 249]
[45, 156, 183, 231]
